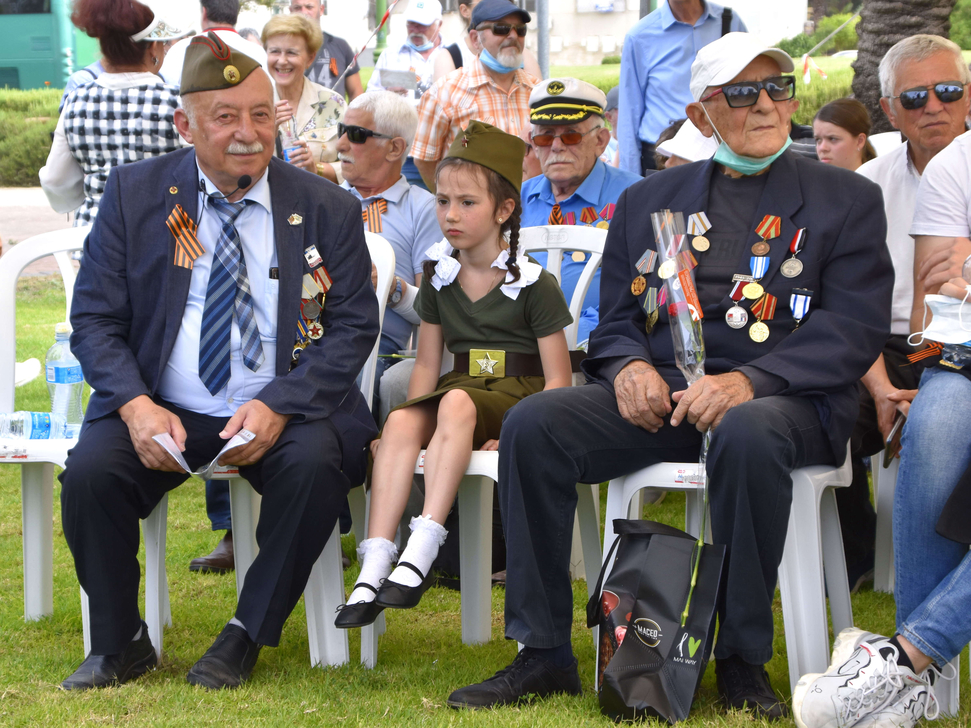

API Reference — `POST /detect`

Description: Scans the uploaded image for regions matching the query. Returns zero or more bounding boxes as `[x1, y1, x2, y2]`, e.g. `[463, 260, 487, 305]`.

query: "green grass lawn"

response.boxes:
[1, 276, 968, 725]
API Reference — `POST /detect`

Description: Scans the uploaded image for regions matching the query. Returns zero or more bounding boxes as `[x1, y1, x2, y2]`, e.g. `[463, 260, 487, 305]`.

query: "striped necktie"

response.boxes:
[199, 198, 264, 396]
[548, 203, 564, 226]
[362, 199, 388, 233]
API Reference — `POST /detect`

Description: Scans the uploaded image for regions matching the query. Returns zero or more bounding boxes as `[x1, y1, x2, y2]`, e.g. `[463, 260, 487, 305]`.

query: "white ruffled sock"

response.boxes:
[347, 537, 397, 605]
[387, 515, 448, 588]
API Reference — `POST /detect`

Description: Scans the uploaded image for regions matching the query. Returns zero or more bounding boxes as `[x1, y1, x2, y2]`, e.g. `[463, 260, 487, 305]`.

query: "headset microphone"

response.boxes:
[200, 175, 253, 199]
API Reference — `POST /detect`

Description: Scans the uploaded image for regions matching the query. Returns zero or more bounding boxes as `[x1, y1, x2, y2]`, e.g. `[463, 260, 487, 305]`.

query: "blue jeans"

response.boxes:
[894, 367, 971, 665]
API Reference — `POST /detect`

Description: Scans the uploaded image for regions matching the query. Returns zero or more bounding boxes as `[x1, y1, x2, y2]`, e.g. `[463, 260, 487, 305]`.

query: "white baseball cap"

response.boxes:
[404, 0, 443, 26]
[689, 32, 795, 102]
[656, 119, 719, 162]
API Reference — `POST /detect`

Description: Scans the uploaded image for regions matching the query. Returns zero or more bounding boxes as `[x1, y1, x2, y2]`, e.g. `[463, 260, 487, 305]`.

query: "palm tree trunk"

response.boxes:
[852, 0, 958, 133]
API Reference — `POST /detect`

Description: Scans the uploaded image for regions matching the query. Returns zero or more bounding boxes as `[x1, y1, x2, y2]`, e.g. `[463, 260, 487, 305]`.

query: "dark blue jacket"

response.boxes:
[70, 148, 379, 483]
[583, 150, 894, 463]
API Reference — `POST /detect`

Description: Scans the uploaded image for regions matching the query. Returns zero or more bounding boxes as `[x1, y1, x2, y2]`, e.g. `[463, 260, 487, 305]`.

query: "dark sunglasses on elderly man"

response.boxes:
[531, 126, 603, 147]
[700, 75, 796, 108]
[889, 82, 967, 110]
[476, 22, 528, 37]
[337, 123, 391, 144]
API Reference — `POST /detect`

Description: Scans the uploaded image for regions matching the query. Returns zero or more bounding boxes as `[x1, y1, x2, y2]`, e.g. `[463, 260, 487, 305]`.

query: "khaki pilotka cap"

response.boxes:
[180, 31, 261, 95]
[445, 120, 526, 193]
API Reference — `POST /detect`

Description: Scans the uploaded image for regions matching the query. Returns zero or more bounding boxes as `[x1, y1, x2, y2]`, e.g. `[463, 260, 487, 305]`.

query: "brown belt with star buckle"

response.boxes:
[453, 349, 586, 377]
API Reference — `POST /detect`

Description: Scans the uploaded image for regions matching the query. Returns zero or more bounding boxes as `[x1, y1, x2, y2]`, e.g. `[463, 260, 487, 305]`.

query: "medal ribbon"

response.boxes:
[580, 206, 599, 224]
[677, 250, 698, 272]
[599, 203, 615, 221]
[362, 199, 388, 233]
[166, 205, 205, 269]
[789, 228, 807, 255]
[755, 214, 782, 241]
[329, 56, 339, 77]
[296, 318, 310, 343]
[687, 212, 712, 236]
[751, 293, 778, 320]
[643, 286, 658, 313]
[565, 211, 576, 225]
[548, 204, 564, 226]
[729, 281, 746, 302]
[907, 341, 944, 363]
[313, 266, 333, 293]
[636, 249, 657, 275]
[789, 288, 812, 323]
[749, 256, 770, 279]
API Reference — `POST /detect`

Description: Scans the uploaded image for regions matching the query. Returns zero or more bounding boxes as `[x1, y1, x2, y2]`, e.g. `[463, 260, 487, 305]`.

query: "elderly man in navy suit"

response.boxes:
[449, 33, 894, 718]
[58, 33, 379, 691]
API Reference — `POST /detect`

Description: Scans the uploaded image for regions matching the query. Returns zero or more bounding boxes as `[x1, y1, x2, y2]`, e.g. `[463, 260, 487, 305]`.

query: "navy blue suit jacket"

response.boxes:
[583, 151, 894, 462]
[70, 148, 380, 483]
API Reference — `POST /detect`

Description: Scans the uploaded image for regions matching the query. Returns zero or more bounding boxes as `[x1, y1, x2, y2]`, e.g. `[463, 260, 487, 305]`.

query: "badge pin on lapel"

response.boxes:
[288, 213, 303, 226]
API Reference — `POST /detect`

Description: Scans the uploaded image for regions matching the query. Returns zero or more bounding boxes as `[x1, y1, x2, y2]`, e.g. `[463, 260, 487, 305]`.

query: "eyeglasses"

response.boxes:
[531, 126, 603, 147]
[337, 123, 391, 144]
[700, 75, 796, 108]
[889, 82, 967, 110]
[475, 22, 528, 37]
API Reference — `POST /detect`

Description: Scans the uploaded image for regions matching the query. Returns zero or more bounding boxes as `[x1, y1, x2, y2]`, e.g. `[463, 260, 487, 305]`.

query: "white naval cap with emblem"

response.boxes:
[689, 32, 795, 102]
[529, 77, 607, 125]
[404, 0, 443, 25]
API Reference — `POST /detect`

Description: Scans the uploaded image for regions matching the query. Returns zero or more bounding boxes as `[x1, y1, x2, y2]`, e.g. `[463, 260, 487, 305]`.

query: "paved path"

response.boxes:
[0, 187, 74, 276]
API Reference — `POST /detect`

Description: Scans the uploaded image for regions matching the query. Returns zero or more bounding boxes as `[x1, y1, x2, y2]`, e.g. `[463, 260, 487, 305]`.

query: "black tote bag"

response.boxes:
[587, 519, 725, 723]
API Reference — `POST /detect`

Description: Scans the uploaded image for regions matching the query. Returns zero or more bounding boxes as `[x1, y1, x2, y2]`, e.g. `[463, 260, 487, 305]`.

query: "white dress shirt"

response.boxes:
[366, 41, 439, 105]
[157, 164, 279, 416]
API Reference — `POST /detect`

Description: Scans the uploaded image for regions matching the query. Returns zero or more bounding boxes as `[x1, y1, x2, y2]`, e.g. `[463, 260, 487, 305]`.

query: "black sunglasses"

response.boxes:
[701, 75, 796, 108]
[475, 22, 528, 37]
[890, 82, 967, 110]
[337, 123, 391, 144]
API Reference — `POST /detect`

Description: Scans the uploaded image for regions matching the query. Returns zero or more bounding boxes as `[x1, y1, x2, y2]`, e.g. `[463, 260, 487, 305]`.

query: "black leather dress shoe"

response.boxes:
[715, 655, 788, 720]
[334, 583, 384, 628]
[447, 648, 582, 709]
[374, 562, 432, 609]
[189, 531, 234, 574]
[187, 623, 261, 690]
[61, 621, 156, 690]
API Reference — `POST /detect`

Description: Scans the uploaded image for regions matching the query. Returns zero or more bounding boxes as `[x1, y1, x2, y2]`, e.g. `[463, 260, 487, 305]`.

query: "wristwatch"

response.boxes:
[388, 277, 403, 306]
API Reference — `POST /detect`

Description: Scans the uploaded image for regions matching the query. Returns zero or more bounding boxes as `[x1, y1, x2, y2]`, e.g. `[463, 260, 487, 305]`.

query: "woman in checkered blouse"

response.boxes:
[40, 0, 188, 226]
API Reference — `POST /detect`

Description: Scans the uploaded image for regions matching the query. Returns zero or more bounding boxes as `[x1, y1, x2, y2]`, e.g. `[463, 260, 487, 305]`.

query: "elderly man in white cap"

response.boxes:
[447, 32, 893, 717]
[521, 77, 640, 348]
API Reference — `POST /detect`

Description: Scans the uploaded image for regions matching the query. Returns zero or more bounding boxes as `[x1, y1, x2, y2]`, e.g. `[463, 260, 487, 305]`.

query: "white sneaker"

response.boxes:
[792, 629, 927, 728]
[853, 680, 939, 728]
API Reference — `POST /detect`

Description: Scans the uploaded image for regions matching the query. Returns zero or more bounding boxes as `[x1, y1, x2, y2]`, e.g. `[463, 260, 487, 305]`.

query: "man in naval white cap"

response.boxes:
[521, 77, 640, 348]
[448, 32, 893, 718]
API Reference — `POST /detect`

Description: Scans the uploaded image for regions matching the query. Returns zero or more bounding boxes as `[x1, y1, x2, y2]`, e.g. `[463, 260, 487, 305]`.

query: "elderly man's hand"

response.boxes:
[614, 360, 671, 432]
[218, 399, 292, 467]
[917, 238, 971, 290]
[670, 372, 754, 432]
[118, 395, 187, 472]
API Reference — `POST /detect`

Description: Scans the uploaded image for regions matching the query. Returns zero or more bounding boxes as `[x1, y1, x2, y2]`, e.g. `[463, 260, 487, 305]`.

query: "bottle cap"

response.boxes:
[55, 322, 72, 335]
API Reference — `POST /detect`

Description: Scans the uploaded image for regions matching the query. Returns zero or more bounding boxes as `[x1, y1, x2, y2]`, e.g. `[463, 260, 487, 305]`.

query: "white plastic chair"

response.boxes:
[0, 227, 89, 622]
[359, 225, 607, 664]
[601, 445, 856, 692]
[82, 232, 396, 663]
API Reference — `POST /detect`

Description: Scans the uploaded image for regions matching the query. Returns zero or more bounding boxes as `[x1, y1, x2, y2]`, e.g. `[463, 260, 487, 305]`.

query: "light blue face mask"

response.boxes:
[407, 35, 435, 52]
[479, 46, 523, 73]
[702, 106, 791, 175]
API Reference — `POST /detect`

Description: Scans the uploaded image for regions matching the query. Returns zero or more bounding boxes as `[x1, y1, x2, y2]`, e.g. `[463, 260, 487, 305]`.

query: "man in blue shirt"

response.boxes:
[521, 78, 641, 347]
[618, 0, 745, 175]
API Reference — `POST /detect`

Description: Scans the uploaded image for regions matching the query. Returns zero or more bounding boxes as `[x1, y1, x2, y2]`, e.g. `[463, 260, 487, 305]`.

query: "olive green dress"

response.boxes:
[396, 260, 573, 447]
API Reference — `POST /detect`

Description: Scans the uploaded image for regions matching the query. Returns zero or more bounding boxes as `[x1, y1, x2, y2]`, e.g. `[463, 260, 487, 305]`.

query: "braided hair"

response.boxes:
[424, 157, 523, 283]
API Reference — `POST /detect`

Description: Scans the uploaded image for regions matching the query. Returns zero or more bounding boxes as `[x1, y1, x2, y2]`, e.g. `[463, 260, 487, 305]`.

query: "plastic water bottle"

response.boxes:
[0, 412, 66, 439]
[45, 322, 84, 438]
[280, 119, 302, 163]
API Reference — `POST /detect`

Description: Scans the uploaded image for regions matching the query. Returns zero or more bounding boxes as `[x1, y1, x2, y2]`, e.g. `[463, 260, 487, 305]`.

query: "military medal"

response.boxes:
[781, 228, 807, 278]
[743, 282, 764, 300]
[687, 212, 712, 252]
[744, 255, 769, 299]
[751, 240, 771, 256]
[726, 281, 748, 329]
[658, 259, 677, 279]
[301, 298, 321, 319]
[307, 321, 324, 340]
[751, 214, 781, 257]
[790, 288, 813, 328]
[631, 276, 647, 295]
[572, 251, 586, 262]
[749, 321, 770, 342]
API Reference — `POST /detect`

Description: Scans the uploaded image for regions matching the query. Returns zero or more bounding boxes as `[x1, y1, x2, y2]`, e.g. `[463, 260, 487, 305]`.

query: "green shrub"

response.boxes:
[601, 55, 621, 64]
[0, 88, 60, 187]
[777, 12, 859, 59]
[952, 0, 971, 50]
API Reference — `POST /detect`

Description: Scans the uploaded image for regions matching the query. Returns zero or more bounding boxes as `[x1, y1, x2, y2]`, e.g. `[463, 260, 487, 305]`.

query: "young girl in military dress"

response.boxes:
[335, 121, 574, 629]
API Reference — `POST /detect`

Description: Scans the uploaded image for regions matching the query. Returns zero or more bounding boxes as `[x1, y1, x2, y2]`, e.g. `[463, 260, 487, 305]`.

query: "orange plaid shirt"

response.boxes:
[411, 57, 537, 162]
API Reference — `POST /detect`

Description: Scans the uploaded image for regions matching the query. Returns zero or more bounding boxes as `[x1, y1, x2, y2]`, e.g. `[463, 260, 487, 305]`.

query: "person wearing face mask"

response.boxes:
[447, 33, 893, 717]
[412, 0, 537, 191]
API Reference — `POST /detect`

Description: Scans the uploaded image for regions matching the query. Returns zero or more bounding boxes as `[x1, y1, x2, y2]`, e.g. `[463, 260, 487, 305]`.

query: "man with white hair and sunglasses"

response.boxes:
[337, 91, 441, 407]
[448, 33, 892, 718]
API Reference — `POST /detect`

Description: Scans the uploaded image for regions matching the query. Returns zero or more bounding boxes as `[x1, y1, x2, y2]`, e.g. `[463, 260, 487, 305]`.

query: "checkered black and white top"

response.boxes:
[61, 79, 182, 225]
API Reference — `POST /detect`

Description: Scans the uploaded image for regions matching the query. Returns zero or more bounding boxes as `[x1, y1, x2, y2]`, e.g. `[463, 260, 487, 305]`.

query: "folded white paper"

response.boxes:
[152, 430, 256, 480]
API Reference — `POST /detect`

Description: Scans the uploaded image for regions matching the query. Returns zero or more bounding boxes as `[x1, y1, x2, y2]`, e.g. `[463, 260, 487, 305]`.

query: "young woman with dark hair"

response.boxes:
[813, 98, 877, 171]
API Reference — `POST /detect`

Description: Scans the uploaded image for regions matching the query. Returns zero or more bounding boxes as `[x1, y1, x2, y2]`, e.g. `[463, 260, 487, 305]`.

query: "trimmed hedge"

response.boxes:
[0, 88, 60, 187]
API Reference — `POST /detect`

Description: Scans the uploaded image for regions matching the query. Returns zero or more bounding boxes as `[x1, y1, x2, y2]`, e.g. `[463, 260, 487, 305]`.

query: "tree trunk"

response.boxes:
[852, 0, 958, 133]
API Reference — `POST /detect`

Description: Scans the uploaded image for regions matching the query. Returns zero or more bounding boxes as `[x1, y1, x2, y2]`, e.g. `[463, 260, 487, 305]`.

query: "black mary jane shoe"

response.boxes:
[374, 562, 433, 609]
[334, 583, 385, 628]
